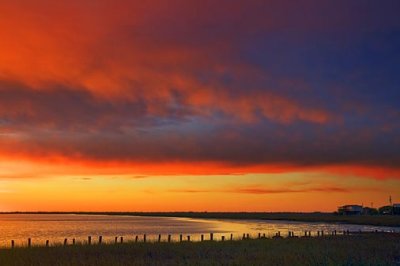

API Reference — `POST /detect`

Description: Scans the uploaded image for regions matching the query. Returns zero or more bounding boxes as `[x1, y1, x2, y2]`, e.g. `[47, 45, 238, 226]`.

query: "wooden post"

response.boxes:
[210, 233, 214, 241]
[143, 234, 146, 243]
[99, 236, 102, 244]
[11, 240, 14, 249]
[180, 234, 183, 242]
[246, 233, 250, 239]
[278, 231, 281, 237]
[168, 235, 171, 243]
[231, 234, 234, 240]
[88, 236, 91, 245]
[334, 230, 337, 236]
[46, 240, 49, 247]
[135, 236, 138, 242]
[158, 234, 161, 242]
[64, 238, 67, 246]
[304, 231, 307, 237]
[115, 236, 118, 244]
[346, 229, 349, 235]
[72, 238, 75, 245]
[263, 233, 266, 238]
[120, 237, 123, 244]
[28, 238, 31, 247]
[187, 235, 190, 242]
[201, 234, 204, 241]
[221, 236, 225, 241]
[242, 233, 246, 240]
[258, 233, 261, 239]
[317, 231, 320, 236]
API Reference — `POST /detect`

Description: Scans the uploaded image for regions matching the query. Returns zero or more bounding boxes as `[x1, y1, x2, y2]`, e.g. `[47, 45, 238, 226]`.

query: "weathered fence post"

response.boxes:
[168, 235, 171, 243]
[180, 234, 183, 242]
[231, 234, 234, 240]
[72, 238, 75, 245]
[115, 236, 118, 244]
[263, 233, 266, 238]
[143, 234, 146, 242]
[120, 237, 123, 244]
[242, 233, 246, 240]
[187, 235, 190, 242]
[158, 234, 161, 242]
[304, 231, 307, 237]
[247, 233, 250, 239]
[258, 233, 261, 239]
[201, 234, 204, 241]
[11, 240, 14, 249]
[210, 233, 214, 241]
[28, 238, 31, 247]
[99, 236, 102, 244]
[221, 236, 225, 241]
[64, 238, 67, 246]
[334, 230, 337, 236]
[88, 236, 91, 245]
[46, 240, 49, 247]
[135, 235, 138, 242]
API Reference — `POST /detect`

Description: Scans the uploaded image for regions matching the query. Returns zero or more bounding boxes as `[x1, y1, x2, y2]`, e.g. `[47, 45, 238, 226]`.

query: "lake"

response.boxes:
[0, 214, 398, 247]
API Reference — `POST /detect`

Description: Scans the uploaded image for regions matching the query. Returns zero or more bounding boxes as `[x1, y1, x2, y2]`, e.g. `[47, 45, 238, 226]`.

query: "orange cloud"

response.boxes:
[0, 1, 334, 124]
[0, 1, 398, 181]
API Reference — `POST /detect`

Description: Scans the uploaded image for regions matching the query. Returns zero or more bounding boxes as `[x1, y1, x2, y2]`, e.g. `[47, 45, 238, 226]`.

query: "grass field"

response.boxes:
[4, 211, 399, 227]
[0, 233, 399, 266]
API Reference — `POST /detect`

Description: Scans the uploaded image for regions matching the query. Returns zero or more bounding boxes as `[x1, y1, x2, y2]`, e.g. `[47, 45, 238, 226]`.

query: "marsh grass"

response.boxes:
[0, 234, 399, 265]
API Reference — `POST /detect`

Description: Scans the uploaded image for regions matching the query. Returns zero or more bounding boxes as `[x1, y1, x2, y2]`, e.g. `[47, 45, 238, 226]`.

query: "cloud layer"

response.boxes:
[0, 0, 399, 179]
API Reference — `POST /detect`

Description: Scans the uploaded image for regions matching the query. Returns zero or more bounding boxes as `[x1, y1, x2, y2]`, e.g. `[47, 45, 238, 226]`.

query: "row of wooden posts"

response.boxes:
[9, 229, 388, 248]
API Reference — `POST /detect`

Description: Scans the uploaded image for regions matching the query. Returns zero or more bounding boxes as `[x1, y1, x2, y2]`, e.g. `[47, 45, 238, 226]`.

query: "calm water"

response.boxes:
[0, 214, 398, 247]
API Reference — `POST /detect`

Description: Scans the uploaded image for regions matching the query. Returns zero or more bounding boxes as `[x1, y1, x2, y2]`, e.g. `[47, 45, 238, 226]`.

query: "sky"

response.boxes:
[0, 0, 399, 212]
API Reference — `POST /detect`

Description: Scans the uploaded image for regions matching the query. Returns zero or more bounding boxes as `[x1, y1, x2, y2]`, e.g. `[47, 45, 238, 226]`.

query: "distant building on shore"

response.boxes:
[393, 204, 400, 215]
[338, 205, 363, 215]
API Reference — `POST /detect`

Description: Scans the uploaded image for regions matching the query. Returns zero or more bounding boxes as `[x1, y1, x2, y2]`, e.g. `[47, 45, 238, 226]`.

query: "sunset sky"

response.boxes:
[0, 1, 399, 212]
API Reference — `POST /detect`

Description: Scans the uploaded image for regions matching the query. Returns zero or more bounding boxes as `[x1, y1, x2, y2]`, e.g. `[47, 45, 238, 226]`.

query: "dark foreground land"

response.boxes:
[4, 212, 400, 227]
[0, 234, 399, 266]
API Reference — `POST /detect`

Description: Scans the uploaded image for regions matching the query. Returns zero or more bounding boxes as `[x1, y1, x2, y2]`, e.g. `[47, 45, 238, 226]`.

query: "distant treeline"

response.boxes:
[1, 211, 400, 227]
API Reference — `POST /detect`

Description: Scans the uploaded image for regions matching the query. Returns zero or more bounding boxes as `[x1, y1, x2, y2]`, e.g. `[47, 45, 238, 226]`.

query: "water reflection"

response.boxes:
[0, 214, 397, 247]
